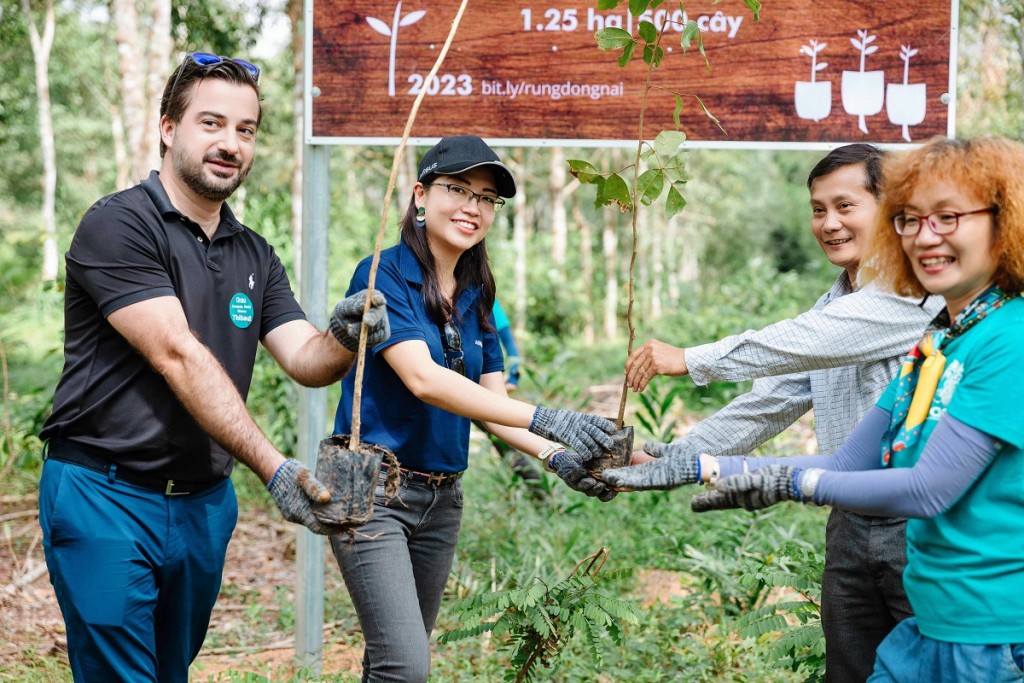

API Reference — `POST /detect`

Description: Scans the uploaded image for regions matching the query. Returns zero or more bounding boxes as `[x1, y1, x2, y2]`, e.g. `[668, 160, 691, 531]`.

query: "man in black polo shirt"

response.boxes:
[38, 53, 389, 681]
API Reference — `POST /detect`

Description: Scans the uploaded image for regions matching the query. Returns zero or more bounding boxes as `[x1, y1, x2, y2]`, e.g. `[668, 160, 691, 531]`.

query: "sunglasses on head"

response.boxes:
[168, 52, 261, 103]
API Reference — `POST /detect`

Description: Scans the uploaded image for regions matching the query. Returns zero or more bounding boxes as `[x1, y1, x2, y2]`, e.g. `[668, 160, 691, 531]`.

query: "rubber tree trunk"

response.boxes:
[112, 0, 169, 186]
[602, 203, 618, 340]
[573, 194, 595, 344]
[549, 146, 567, 265]
[22, 0, 57, 282]
[650, 208, 665, 321]
[289, 0, 305, 285]
[512, 149, 528, 338]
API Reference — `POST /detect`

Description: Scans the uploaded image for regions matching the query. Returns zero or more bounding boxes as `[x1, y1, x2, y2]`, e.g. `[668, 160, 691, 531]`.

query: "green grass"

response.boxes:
[423, 432, 827, 682]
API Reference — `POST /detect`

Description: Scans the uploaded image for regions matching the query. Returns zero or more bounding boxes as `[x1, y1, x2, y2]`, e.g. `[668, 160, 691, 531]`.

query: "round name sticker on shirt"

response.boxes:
[229, 292, 254, 329]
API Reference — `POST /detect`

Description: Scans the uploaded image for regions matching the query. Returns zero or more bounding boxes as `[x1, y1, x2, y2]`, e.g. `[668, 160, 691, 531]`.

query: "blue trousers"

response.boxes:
[329, 472, 463, 683]
[868, 618, 1024, 682]
[39, 459, 237, 682]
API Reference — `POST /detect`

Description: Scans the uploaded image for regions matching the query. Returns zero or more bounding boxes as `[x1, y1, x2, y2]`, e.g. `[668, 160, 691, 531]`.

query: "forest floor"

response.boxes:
[0, 382, 817, 681]
[0, 497, 364, 681]
[0, 498, 693, 682]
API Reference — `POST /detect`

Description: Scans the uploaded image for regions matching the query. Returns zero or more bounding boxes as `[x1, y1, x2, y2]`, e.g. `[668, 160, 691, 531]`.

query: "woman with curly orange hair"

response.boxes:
[690, 136, 1024, 682]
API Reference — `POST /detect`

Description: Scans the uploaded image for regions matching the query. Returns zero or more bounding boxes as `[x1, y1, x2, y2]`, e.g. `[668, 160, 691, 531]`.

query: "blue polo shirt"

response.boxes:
[334, 240, 503, 473]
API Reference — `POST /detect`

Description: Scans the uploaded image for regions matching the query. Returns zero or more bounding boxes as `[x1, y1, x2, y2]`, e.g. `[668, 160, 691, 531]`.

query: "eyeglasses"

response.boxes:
[426, 183, 505, 210]
[168, 52, 261, 104]
[893, 207, 994, 236]
[441, 320, 466, 376]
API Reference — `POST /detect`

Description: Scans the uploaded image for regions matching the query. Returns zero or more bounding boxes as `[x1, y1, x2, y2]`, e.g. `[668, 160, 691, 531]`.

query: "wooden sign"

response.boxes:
[309, 0, 955, 148]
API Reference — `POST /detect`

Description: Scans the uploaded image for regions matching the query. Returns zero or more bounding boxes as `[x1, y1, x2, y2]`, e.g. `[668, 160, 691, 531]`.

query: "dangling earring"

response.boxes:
[415, 206, 426, 229]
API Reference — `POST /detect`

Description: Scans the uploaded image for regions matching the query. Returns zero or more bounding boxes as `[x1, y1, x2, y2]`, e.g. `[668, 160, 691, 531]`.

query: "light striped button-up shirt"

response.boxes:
[683, 273, 945, 456]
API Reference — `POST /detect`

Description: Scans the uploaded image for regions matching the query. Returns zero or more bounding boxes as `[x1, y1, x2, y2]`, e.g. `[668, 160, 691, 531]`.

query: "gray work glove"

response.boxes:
[601, 440, 701, 491]
[267, 459, 344, 535]
[330, 289, 390, 352]
[545, 449, 617, 502]
[690, 464, 804, 513]
[528, 407, 616, 459]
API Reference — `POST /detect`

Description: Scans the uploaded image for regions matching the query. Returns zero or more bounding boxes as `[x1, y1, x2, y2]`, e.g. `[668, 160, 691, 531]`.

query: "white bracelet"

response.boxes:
[537, 444, 564, 471]
[706, 456, 721, 485]
[798, 467, 825, 502]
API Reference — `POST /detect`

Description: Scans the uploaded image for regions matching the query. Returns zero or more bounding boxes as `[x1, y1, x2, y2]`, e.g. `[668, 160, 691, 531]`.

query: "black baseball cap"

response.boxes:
[417, 135, 517, 198]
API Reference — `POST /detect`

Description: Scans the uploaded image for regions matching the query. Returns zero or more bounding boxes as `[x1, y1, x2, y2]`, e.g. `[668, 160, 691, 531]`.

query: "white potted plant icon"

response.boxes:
[886, 44, 926, 142]
[366, 2, 426, 97]
[841, 29, 884, 134]
[795, 39, 830, 122]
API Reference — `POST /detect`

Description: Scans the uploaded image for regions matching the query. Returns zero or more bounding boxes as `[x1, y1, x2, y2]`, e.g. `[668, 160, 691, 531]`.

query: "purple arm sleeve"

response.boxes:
[812, 414, 1000, 518]
[718, 405, 892, 477]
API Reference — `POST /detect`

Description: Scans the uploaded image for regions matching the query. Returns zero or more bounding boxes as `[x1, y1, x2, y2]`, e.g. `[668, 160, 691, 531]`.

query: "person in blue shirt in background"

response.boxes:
[329, 135, 618, 682]
[484, 297, 543, 481]
[492, 297, 521, 391]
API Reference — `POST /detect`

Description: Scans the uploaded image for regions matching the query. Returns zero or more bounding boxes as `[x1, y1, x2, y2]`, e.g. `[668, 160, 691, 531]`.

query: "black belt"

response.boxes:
[46, 439, 222, 495]
[379, 462, 464, 487]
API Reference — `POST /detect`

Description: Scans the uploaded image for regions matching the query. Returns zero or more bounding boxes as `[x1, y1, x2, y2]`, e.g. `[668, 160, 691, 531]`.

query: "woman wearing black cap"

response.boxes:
[330, 135, 617, 682]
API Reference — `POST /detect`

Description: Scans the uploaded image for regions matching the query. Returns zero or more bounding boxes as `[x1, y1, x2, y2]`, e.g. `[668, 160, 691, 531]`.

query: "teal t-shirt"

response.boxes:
[877, 296, 1024, 644]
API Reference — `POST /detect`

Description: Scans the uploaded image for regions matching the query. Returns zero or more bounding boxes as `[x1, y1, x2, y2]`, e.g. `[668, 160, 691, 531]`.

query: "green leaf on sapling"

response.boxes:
[596, 27, 634, 51]
[662, 156, 691, 183]
[637, 169, 665, 206]
[673, 94, 684, 129]
[697, 28, 710, 72]
[567, 159, 602, 184]
[638, 20, 657, 44]
[744, 0, 763, 20]
[597, 0, 621, 9]
[642, 44, 664, 67]
[629, 0, 650, 16]
[603, 173, 634, 212]
[666, 183, 687, 218]
[680, 21, 699, 50]
[695, 94, 726, 134]
[618, 40, 636, 67]
[592, 176, 610, 209]
[654, 130, 687, 158]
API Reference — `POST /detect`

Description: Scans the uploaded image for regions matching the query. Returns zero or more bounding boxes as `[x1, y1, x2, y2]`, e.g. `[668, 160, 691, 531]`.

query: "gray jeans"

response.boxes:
[823, 508, 914, 683]
[329, 472, 464, 683]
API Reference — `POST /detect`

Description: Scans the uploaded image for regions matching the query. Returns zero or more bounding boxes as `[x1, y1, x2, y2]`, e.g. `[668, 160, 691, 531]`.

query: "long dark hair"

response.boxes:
[400, 193, 496, 333]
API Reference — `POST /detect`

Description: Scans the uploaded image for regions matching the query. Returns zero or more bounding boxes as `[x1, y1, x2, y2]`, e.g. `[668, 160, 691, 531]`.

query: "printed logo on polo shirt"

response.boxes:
[229, 292, 254, 329]
[248, 273, 255, 290]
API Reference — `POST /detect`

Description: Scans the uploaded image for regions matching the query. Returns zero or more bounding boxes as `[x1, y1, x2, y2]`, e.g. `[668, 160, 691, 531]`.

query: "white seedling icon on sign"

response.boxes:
[842, 29, 884, 134]
[795, 39, 831, 122]
[366, 2, 426, 97]
[887, 44, 926, 142]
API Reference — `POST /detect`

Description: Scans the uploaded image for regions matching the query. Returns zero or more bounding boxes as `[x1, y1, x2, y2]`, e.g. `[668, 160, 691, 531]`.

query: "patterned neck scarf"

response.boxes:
[881, 285, 1016, 466]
